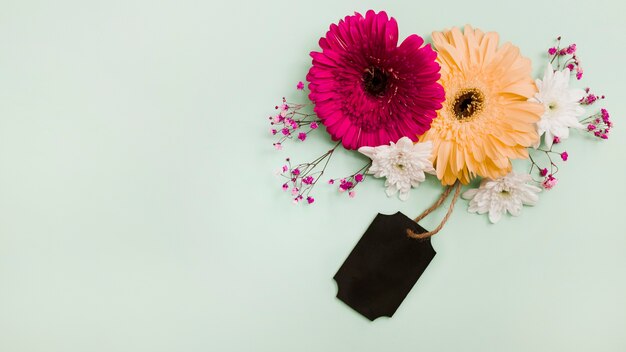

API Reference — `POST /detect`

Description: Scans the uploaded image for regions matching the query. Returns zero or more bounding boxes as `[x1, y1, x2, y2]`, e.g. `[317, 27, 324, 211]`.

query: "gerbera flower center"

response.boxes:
[362, 66, 389, 96]
[452, 88, 486, 121]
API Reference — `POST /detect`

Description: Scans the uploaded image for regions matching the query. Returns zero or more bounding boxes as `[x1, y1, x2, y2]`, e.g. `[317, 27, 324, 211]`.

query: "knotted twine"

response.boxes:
[406, 180, 462, 239]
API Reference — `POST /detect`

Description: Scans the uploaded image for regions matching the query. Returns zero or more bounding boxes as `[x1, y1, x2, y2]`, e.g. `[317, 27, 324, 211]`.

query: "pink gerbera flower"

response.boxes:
[306, 10, 445, 150]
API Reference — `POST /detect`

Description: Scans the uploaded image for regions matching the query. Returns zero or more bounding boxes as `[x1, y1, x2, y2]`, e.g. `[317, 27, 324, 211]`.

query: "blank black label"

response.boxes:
[333, 212, 437, 321]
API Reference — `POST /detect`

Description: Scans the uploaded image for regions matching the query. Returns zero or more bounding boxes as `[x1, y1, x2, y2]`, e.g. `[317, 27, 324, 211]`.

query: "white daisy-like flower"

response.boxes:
[462, 172, 541, 223]
[530, 64, 586, 149]
[358, 137, 435, 201]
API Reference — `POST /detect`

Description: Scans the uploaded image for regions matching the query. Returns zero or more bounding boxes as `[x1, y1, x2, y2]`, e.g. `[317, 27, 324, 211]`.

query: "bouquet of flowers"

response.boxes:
[266, 10, 612, 320]
[269, 10, 610, 222]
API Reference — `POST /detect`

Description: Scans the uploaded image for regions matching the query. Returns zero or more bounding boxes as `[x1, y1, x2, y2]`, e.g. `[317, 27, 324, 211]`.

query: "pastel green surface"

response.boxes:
[1, 0, 625, 351]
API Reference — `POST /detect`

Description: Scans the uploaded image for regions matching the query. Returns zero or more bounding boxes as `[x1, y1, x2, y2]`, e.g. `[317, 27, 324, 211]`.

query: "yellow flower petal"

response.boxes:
[420, 25, 543, 185]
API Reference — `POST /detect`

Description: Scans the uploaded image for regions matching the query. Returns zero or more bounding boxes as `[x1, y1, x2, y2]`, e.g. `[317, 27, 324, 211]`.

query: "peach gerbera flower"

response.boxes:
[419, 25, 544, 185]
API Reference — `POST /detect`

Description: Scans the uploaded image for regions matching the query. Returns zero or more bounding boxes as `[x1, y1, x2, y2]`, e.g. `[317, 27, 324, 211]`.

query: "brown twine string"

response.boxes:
[407, 181, 462, 239]
[412, 184, 454, 223]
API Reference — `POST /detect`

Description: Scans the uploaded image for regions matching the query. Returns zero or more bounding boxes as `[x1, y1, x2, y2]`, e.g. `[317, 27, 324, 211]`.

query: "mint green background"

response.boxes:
[1, 0, 625, 351]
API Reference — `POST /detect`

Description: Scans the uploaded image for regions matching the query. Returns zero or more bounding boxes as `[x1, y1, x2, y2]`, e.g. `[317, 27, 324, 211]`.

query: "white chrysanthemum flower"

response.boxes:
[530, 64, 586, 149]
[358, 137, 435, 201]
[462, 172, 541, 223]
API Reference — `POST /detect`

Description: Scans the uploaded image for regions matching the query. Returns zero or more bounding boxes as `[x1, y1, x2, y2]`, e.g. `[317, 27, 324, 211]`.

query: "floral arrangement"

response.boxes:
[268, 10, 612, 225]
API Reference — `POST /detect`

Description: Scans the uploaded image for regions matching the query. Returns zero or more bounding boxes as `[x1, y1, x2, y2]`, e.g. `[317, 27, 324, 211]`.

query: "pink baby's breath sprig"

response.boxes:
[548, 36, 583, 80]
[580, 108, 613, 140]
[278, 142, 341, 205]
[327, 161, 372, 198]
[579, 87, 605, 106]
[529, 147, 560, 190]
[542, 174, 558, 190]
[528, 144, 566, 189]
[269, 83, 321, 150]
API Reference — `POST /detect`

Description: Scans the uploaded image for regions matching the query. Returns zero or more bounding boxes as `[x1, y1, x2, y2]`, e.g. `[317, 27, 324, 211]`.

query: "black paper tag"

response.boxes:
[333, 212, 436, 320]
